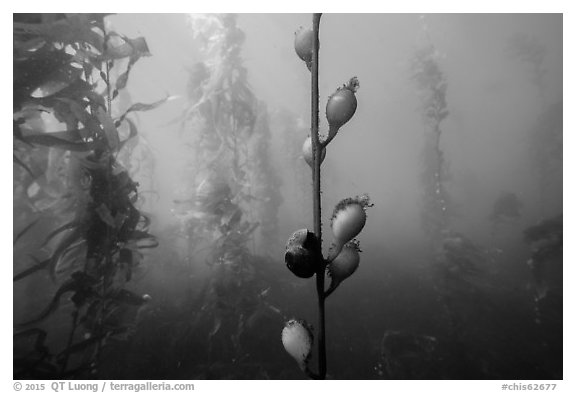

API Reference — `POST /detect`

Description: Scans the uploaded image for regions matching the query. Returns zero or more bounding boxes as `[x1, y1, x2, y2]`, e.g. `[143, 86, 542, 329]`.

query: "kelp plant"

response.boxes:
[410, 33, 451, 248]
[170, 14, 283, 364]
[281, 14, 372, 379]
[13, 14, 164, 378]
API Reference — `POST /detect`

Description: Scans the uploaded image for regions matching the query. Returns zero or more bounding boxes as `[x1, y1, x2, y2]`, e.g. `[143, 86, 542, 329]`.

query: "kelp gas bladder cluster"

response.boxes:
[282, 14, 372, 379]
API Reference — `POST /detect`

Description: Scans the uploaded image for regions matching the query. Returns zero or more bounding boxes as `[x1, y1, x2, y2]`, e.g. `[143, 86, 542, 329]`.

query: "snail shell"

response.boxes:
[285, 229, 320, 278]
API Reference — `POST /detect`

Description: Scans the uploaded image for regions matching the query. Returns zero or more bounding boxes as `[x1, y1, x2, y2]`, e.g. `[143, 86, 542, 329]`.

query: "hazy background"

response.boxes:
[108, 13, 561, 252]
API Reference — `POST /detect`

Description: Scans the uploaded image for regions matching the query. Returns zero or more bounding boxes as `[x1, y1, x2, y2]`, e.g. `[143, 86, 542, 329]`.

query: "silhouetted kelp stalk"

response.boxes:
[282, 14, 372, 379]
[411, 24, 468, 345]
[410, 40, 450, 247]
[13, 14, 166, 378]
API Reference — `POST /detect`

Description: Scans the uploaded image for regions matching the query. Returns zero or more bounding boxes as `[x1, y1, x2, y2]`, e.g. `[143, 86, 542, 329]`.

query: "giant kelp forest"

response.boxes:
[13, 14, 562, 380]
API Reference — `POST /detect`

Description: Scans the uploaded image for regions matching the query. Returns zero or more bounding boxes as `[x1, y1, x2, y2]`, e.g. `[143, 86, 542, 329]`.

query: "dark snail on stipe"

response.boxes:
[285, 229, 321, 278]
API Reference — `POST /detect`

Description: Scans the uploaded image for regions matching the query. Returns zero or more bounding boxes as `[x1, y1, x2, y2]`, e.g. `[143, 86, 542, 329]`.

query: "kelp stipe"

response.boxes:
[281, 14, 372, 379]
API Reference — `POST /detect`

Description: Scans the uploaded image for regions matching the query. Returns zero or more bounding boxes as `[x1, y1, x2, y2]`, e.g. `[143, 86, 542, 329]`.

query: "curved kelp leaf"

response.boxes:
[30, 79, 104, 113]
[102, 34, 150, 61]
[123, 231, 158, 250]
[25, 127, 91, 141]
[14, 49, 74, 106]
[104, 35, 150, 95]
[128, 230, 155, 241]
[19, 272, 97, 326]
[13, 256, 50, 282]
[30, 67, 83, 99]
[22, 132, 97, 152]
[14, 227, 84, 282]
[41, 221, 82, 247]
[117, 118, 138, 151]
[52, 240, 86, 276]
[47, 231, 88, 281]
[116, 96, 171, 124]
[13, 36, 46, 53]
[114, 68, 131, 92]
[136, 238, 159, 250]
[138, 213, 152, 231]
[14, 218, 40, 246]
